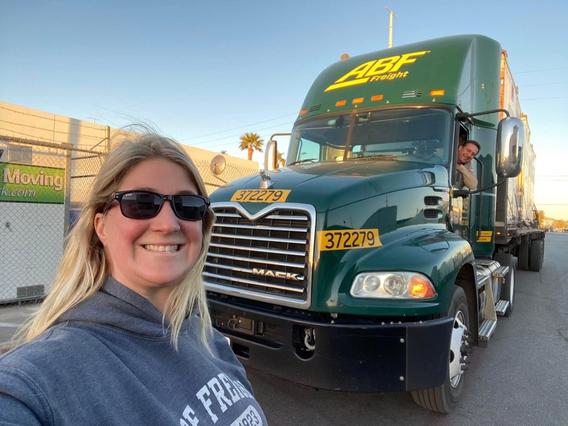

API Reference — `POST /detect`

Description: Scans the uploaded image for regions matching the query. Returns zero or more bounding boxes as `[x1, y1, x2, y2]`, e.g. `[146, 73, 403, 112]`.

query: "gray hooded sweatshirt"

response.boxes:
[0, 278, 266, 425]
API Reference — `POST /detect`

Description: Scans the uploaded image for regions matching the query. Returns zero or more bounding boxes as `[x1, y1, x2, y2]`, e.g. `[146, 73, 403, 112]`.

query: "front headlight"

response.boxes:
[350, 272, 437, 299]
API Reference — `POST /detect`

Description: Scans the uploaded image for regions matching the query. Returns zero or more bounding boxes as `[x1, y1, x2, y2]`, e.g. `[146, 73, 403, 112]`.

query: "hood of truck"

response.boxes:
[211, 161, 444, 213]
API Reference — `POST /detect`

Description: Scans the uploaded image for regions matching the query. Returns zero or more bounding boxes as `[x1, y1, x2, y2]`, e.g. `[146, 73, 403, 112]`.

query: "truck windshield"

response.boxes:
[288, 108, 451, 166]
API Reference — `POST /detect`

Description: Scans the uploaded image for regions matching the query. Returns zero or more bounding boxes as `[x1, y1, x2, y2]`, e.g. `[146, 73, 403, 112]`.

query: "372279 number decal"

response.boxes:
[318, 229, 382, 251]
[231, 189, 290, 203]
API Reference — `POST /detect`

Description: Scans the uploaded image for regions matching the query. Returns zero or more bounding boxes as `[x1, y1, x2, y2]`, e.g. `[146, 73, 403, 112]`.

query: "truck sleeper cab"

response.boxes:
[204, 34, 543, 413]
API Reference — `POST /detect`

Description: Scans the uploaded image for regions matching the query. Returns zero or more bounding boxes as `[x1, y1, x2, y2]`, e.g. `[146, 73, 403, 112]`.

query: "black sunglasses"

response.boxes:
[111, 190, 210, 221]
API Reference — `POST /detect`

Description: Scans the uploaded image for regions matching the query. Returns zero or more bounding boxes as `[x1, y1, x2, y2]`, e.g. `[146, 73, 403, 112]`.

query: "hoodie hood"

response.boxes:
[57, 277, 175, 338]
[212, 160, 443, 213]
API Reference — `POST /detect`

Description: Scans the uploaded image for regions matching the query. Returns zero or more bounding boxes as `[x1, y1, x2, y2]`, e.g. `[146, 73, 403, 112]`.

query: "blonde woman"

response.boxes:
[0, 133, 266, 425]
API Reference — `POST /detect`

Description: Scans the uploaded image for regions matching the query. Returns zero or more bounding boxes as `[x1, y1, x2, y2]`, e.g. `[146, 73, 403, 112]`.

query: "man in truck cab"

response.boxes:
[456, 139, 479, 190]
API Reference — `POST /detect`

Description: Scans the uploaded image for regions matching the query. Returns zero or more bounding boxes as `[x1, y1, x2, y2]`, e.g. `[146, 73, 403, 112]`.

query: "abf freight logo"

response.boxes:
[0, 163, 65, 204]
[325, 50, 431, 92]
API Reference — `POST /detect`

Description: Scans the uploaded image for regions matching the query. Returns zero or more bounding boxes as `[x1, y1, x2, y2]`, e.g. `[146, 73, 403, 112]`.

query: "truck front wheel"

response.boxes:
[411, 286, 470, 413]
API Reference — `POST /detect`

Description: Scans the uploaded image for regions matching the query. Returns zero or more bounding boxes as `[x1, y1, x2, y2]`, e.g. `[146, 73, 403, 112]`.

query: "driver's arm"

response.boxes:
[456, 163, 478, 190]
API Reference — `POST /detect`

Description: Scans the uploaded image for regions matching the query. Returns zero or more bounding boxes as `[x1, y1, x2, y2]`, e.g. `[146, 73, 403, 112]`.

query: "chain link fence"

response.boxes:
[0, 136, 106, 304]
[0, 122, 259, 304]
[0, 136, 258, 304]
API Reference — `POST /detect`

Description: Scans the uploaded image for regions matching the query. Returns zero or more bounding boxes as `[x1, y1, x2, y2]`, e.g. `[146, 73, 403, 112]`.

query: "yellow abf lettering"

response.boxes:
[366, 56, 401, 76]
[329, 60, 376, 89]
[325, 50, 430, 92]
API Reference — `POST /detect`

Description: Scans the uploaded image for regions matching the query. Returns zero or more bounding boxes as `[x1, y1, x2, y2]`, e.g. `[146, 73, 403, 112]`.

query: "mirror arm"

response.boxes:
[456, 108, 510, 122]
[452, 178, 508, 198]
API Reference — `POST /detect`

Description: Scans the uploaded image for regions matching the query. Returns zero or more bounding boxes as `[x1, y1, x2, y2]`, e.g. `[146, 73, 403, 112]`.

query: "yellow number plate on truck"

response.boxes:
[318, 229, 382, 251]
[231, 189, 291, 203]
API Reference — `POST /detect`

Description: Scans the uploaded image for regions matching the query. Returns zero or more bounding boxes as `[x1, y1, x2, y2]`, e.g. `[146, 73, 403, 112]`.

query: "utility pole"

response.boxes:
[386, 8, 394, 48]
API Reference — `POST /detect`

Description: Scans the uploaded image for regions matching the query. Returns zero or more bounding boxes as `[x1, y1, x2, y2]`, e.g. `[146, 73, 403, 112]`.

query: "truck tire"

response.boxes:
[411, 286, 469, 413]
[528, 239, 544, 272]
[494, 252, 515, 316]
[517, 236, 530, 270]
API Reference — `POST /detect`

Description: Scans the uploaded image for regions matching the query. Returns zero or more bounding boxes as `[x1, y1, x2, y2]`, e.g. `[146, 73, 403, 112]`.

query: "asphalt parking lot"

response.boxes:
[0, 302, 40, 352]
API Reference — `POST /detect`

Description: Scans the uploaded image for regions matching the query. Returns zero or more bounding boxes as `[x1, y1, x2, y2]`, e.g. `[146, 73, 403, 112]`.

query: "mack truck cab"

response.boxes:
[203, 35, 544, 413]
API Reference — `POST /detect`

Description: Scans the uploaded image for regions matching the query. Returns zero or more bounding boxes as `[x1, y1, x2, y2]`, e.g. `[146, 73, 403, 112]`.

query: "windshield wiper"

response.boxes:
[288, 158, 317, 166]
[349, 154, 398, 161]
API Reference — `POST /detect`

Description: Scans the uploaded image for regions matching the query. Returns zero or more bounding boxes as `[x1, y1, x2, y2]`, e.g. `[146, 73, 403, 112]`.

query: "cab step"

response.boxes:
[492, 265, 510, 279]
[495, 300, 510, 317]
[479, 319, 497, 346]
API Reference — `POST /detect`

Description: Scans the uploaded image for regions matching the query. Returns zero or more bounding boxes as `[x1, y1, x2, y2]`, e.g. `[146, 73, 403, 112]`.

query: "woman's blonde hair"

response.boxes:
[15, 132, 215, 349]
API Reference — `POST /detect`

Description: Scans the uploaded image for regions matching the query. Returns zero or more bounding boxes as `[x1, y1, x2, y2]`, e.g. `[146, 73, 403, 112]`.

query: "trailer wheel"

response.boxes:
[528, 239, 544, 272]
[411, 286, 469, 413]
[494, 252, 515, 316]
[517, 236, 530, 270]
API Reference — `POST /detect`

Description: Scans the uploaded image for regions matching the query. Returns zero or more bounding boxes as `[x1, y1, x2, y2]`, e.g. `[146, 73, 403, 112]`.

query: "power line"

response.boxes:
[0, 104, 105, 131]
[179, 112, 297, 142]
[0, 119, 106, 139]
[0, 127, 55, 143]
[0, 128, 106, 150]
[1, 103, 294, 150]
[184, 120, 294, 148]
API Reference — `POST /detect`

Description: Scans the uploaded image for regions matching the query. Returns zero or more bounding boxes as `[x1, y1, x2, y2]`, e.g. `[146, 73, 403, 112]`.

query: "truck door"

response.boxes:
[451, 125, 475, 240]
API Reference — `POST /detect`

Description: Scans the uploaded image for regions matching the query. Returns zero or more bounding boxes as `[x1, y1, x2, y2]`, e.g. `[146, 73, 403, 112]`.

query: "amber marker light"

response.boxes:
[335, 99, 347, 107]
[429, 89, 445, 97]
[352, 97, 364, 105]
[408, 275, 436, 298]
[371, 94, 384, 102]
[299, 108, 308, 116]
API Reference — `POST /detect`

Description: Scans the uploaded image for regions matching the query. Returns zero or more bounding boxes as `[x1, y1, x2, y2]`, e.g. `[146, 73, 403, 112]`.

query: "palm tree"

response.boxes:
[239, 132, 264, 161]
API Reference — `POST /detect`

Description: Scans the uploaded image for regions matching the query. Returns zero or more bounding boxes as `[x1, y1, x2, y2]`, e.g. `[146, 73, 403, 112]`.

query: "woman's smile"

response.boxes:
[95, 158, 203, 303]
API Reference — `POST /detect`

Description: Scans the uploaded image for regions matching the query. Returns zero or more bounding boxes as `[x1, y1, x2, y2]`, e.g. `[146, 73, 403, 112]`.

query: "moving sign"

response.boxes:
[0, 163, 65, 204]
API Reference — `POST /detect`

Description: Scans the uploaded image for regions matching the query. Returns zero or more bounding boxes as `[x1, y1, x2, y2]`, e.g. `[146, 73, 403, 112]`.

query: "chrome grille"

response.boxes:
[203, 203, 314, 308]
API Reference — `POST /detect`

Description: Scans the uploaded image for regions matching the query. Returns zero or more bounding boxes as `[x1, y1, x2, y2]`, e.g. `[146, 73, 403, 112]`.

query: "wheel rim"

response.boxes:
[448, 310, 467, 388]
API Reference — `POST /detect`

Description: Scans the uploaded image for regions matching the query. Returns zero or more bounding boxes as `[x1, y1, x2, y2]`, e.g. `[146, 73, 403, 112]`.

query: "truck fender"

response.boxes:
[346, 228, 476, 313]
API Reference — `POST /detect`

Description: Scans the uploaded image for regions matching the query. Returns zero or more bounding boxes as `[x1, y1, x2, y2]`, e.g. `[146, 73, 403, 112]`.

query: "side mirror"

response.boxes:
[496, 117, 524, 177]
[209, 154, 227, 176]
[264, 139, 278, 171]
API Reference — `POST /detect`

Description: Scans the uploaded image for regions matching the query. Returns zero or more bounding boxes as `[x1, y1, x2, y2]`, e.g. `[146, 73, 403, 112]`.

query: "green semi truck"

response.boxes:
[203, 35, 545, 413]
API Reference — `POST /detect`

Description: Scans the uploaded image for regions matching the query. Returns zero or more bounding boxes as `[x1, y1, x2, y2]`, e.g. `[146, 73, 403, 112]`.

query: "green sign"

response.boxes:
[0, 163, 65, 204]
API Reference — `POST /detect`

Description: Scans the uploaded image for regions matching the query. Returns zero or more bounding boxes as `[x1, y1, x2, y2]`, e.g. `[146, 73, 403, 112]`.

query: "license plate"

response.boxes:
[232, 316, 255, 335]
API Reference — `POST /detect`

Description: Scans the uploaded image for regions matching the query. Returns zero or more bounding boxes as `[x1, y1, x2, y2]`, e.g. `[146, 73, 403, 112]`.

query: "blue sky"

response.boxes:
[1, 0, 567, 218]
